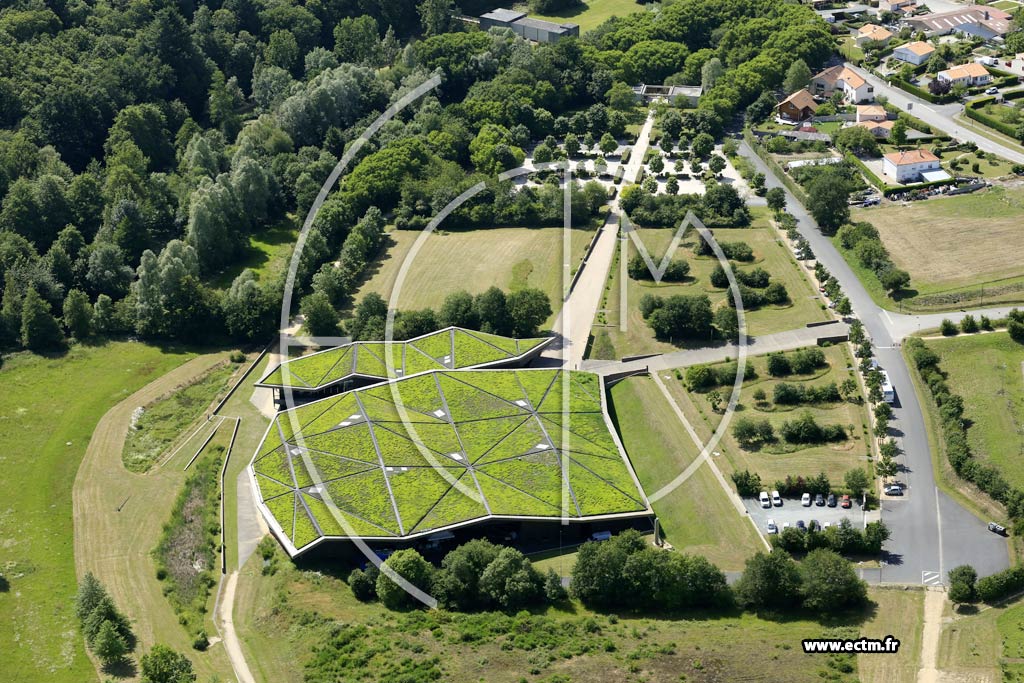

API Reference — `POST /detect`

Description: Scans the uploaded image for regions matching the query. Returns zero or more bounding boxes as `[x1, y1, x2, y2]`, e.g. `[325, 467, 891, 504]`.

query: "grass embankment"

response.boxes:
[848, 187, 1024, 312]
[601, 207, 829, 358]
[609, 375, 761, 570]
[938, 592, 1024, 681]
[123, 361, 235, 472]
[233, 543, 874, 683]
[0, 343, 198, 683]
[154, 444, 224, 642]
[661, 345, 872, 487]
[350, 226, 593, 328]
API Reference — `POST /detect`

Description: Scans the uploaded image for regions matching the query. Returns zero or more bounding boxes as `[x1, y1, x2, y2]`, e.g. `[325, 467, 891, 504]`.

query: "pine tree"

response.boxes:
[93, 620, 128, 665]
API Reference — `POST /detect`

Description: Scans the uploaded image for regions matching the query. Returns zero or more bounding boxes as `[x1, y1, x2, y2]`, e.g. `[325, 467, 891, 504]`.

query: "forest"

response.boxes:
[0, 0, 835, 354]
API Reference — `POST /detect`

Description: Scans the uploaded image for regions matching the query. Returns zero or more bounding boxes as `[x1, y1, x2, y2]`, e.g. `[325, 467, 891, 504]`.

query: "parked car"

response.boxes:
[988, 522, 1007, 536]
[767, 519, 778, 534]
[782, 521, 791, 530]
[801, 492, 812, 507]
[796, 520, 807, 532]
[986, 86, 999, 95]
[814, 493, 826, 507]
[827, 493, 837, 507]
[759, 491, 771, 508]
[822, 521, 832, 530]
[841, 494, 852, 509]
[884, 484, 904, 496]
[772, 490, 782, 507]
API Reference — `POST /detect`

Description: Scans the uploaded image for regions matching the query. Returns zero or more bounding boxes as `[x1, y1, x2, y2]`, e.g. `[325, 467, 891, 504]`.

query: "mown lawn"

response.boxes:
[925, 331, 1024, 488]
[531, 0, 648, 32]
[937, 591, 1024, 680]
[660, 344, 873, 488]
[350, 226, 593, 328]
[0, 342, 198, 683]
[209, 219, 298, 290]
[601, 207, 829, 358]
[609, 375, 762, 570]
[858, 588, 923, 683]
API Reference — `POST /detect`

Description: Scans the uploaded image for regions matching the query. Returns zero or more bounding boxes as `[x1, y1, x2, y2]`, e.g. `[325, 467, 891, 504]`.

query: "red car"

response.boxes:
[841, 494, 852, 509]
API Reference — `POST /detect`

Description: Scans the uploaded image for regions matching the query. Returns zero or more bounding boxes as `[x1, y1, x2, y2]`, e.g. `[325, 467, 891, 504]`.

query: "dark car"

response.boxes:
[814, 493, 825, 506]
[827, 493, 837, 507]
[796, 520, 807, 532]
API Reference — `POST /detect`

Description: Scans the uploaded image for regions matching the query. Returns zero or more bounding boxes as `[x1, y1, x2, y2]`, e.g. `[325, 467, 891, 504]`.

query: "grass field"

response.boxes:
[210, 220, 298, 290]
[530, 0, 648, 32]
[925, 331, 1024, 488]
[0, 342, 202, 683]
[660, 344, 873, 487]
[233, 544, 873, 683]
[73, 352, 243, 681]
[351, 227, 593, 327]
[609, 376, 762, 570]
[598, 207, 829, 358]
[849, 187, 1024, 311]
[858, 588, 923, 683]
[937, 592, 1024, 680]
[122, 361, 235, 472]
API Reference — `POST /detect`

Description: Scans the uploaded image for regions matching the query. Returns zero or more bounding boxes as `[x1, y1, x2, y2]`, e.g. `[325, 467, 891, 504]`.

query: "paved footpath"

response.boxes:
[583, 321, 849, 376]
[542, 111, 656, 368]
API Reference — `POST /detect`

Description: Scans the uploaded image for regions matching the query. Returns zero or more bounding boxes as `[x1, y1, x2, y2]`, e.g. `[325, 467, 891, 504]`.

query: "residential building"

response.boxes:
[892, 40, 935, 65]
[882, 148, 943, 182]
[478, 8, 580, 43]
[810, 65, 875, 103]
[879, 0, 915, 13]
[631, 84, 703, 107]
[776, 89, 818, 121]
[903, 7, 1012, 40]
[855, 119, 895, 137]
[856, 104, 888, 123]
[936, 62, 992, 87]
[855, 23, 894, 46]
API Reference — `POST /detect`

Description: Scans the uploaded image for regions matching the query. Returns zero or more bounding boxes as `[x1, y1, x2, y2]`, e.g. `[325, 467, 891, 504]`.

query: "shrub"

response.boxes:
[767, 353, 792, 376]
[939, 318, 958, 336]
[731, 469, 763, 497]
[960, 315, 978, 333]
[732, 417, 775, 447]
[349, 566, 379, 602]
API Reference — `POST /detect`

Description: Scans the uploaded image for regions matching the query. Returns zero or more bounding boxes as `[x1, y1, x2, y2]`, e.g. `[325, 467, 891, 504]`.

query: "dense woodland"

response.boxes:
[0, 0, 835, 354]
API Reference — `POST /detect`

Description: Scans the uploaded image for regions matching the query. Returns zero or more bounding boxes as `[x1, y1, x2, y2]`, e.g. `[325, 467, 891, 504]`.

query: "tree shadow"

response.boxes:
[102, 657, 138, 679]
[0, 574, 8, 592]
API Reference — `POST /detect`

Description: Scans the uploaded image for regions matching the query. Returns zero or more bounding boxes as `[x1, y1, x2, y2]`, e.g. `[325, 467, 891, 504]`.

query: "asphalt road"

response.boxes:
[739, 140, 1010, 584]
[844, 63, 1024, 166]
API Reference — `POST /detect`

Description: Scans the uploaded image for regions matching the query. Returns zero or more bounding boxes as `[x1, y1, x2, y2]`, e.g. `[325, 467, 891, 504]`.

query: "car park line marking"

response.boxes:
[922, 571, 942, 586]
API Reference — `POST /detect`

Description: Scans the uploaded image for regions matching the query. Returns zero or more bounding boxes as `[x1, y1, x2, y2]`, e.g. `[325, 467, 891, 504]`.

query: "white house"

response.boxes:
[883, 149, 943, 183]
[937, 62, 992, 87]
[810, 66, 875, 104]
[892, 41, 935, 66]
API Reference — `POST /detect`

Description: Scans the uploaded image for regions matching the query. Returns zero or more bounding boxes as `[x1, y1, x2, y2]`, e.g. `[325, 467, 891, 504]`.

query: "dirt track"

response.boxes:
[72, 353, 235, 681]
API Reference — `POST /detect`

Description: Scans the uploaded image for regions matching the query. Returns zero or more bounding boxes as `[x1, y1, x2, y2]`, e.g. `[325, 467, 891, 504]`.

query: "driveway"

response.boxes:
[738, 139, 1011, 584]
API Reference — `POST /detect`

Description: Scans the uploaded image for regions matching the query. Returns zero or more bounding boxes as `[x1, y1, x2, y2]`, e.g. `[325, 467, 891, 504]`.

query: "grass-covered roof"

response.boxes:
[251, 369, 649, 552]
[257, 327, 550, 391]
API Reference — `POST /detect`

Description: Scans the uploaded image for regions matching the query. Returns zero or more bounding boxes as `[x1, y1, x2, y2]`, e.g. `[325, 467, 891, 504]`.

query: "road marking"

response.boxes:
[935, 485, 944, 581]
[922, 570, 943, 586]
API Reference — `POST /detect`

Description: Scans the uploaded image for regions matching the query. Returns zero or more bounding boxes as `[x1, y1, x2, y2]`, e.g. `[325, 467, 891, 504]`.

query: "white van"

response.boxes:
[759, 491, 771, 508]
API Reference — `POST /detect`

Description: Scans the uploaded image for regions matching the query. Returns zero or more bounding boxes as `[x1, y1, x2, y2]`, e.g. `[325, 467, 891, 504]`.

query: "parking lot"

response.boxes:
[744, 496, 865, 536]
